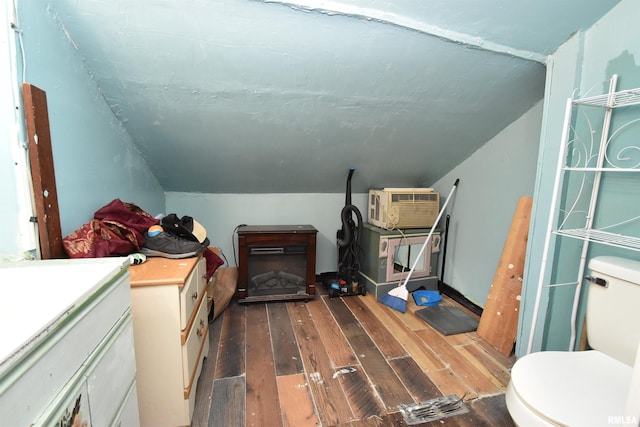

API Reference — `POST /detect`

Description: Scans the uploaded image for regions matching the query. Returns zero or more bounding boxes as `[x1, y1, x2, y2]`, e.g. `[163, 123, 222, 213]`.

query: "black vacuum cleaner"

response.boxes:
[321, 168, 367, 298]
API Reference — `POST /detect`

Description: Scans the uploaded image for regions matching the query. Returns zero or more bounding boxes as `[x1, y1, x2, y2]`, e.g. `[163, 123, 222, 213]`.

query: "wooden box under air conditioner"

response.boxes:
[368, 188, 440, 229]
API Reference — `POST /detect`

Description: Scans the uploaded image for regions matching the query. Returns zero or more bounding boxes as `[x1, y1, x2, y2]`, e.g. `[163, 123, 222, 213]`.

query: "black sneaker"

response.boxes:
[141, 231, 205, 259]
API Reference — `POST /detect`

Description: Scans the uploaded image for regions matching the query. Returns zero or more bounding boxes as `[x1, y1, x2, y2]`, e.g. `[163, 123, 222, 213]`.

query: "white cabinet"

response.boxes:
[128, 255, 209, 427]
[527, 75, 640, 353]
[0, 258, 138, 427]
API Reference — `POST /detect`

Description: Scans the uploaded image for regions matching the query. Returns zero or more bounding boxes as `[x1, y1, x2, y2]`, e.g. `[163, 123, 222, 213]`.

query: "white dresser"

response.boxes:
[0, 258, 139, 427]
[128, 255, 209, 427]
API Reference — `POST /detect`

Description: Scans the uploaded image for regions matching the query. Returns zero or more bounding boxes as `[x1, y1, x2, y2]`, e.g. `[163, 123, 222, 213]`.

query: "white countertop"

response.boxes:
[0, 257, 129, 372]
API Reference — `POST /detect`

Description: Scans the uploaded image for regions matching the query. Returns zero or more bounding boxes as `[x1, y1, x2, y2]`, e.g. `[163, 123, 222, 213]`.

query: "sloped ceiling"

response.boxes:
[44, 0, 620, 193]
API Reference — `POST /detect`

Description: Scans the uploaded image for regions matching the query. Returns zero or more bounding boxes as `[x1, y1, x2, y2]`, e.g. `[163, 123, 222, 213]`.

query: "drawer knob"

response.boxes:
[192, 291, 198, 300]
[196, 319, 205, 337]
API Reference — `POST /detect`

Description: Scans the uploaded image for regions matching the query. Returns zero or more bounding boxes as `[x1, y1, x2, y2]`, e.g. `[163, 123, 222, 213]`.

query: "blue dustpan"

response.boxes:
[413, 290, 442, 307]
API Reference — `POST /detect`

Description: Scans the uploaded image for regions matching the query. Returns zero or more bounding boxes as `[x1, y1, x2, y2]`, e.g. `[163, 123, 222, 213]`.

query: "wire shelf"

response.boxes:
[553, 228, 640, 252]
[527, 75, 640, 355]
[563, 167, 640, 172]
[574, 88, 640, 108]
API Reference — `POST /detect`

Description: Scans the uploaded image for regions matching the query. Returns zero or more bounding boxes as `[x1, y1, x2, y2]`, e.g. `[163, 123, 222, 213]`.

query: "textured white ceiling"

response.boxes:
[43, 0, 620, 193]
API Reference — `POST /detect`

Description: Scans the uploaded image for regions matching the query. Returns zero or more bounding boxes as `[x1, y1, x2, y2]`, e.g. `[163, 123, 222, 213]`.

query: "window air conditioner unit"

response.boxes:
[368, 188, 440, 229]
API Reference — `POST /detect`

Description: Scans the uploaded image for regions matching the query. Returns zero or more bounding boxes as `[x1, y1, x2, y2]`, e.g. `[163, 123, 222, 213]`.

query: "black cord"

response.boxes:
[232, 224, 247, 267]
[219, 250, 229, 266]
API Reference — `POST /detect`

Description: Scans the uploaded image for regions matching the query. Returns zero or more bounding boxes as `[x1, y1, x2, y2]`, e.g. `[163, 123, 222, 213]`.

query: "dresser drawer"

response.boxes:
[33, 313, 137, 427]
[181, 294, 209, 389]
[178, 257, 206, 330]
[114, 381, 140, 427]
[85, 314, 138, 426]
[0, 272, 131, 425]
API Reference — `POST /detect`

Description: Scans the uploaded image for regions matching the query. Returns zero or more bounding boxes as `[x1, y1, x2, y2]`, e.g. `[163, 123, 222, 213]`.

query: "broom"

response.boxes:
[379, 179, 460, 313]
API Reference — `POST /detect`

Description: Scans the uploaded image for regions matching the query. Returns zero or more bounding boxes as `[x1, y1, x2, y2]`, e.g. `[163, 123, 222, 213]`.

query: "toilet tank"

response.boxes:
[586, 256, 640, 366]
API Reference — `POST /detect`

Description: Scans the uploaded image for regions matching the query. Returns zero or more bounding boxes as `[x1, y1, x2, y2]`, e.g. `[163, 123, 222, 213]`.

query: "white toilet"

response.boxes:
[506, 256, 640, 426]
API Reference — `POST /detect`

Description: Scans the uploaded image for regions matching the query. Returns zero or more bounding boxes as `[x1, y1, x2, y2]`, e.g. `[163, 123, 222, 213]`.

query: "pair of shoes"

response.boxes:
[141, 231, 206, 259]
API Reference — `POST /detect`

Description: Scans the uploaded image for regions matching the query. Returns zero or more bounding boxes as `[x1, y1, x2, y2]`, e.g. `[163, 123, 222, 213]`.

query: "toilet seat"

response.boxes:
[506, 350, 632, 426]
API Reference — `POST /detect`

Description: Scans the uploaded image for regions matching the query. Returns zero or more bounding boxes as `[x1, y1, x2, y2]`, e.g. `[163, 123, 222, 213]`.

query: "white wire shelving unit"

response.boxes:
[526, 75, 640, 354]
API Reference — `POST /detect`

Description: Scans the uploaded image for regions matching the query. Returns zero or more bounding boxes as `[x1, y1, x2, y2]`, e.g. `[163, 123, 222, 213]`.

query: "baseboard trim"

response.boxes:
[438, 281, 483, 317]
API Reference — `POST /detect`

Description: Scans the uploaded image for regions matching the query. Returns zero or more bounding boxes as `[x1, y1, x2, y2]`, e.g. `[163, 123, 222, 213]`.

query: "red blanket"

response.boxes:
[63, 199, 223, 279]
[63, 199, 159, 258]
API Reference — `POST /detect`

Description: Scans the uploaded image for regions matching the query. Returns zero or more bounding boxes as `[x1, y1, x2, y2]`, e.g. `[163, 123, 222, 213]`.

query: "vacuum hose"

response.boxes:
[337, 204, 362, 248]
[345, 167, 355, 206]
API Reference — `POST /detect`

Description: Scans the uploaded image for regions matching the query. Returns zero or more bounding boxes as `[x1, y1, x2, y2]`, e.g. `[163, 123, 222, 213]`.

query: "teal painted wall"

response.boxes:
[431, 102, 543, 307]
[13, 0, 165, 240]
[517, 0, 640, 356]
[165, 192, 368, 273]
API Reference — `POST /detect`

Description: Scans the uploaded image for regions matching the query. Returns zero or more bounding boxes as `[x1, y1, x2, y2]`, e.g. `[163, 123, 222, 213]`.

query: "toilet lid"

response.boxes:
[510, 350, 632, 426]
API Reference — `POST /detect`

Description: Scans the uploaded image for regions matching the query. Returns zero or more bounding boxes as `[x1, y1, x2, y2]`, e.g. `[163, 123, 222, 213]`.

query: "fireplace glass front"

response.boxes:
[247, 245, 307, 298]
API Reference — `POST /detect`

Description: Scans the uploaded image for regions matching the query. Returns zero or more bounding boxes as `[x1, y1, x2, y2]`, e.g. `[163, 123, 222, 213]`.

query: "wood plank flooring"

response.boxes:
[192, 286, 516, 427]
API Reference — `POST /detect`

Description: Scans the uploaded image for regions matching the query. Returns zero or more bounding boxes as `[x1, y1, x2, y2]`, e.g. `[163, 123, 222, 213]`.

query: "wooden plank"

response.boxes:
[415, 326, 501, 396]
[287, 301, 354, 425]
[579, 317, 588, 351]
[334, 365, 385, 419]
[330, 412, 405, 426]
[210, 376, 245, 427]
[22, 83, 64, 259]
[454, 345, 508, 392]
[361, 293, 446, 372]
[402, 297, 443, 331]
[477, 196, 532, 356]
[342, 296, 408, 359]
[305, 295, 358, 368]
[473, 333, 515, 370]
[443, 403, 493, 427]
[427, 368, 477, 400]
[375, 412, 407, 426]
[436, 395, 515, 427]
[460, 343, 512, 388]
[468, 394, 516, 427]
[245, 304, 282, 427]
[388, 356, 442, 402]
[192, 310, 225, 427]
[326, 297, 413, 409]
[276, 373, 320, 427]
[267, 302, 304, 376]
[215, 301, 245, 379]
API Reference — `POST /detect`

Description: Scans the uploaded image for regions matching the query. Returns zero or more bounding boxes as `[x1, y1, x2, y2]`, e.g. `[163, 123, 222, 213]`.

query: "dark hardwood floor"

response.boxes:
[192, 285, 516, 426]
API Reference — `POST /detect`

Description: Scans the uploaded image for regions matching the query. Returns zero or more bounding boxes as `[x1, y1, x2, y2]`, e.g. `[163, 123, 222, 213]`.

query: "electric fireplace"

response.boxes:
[237, 225, 317, 303]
